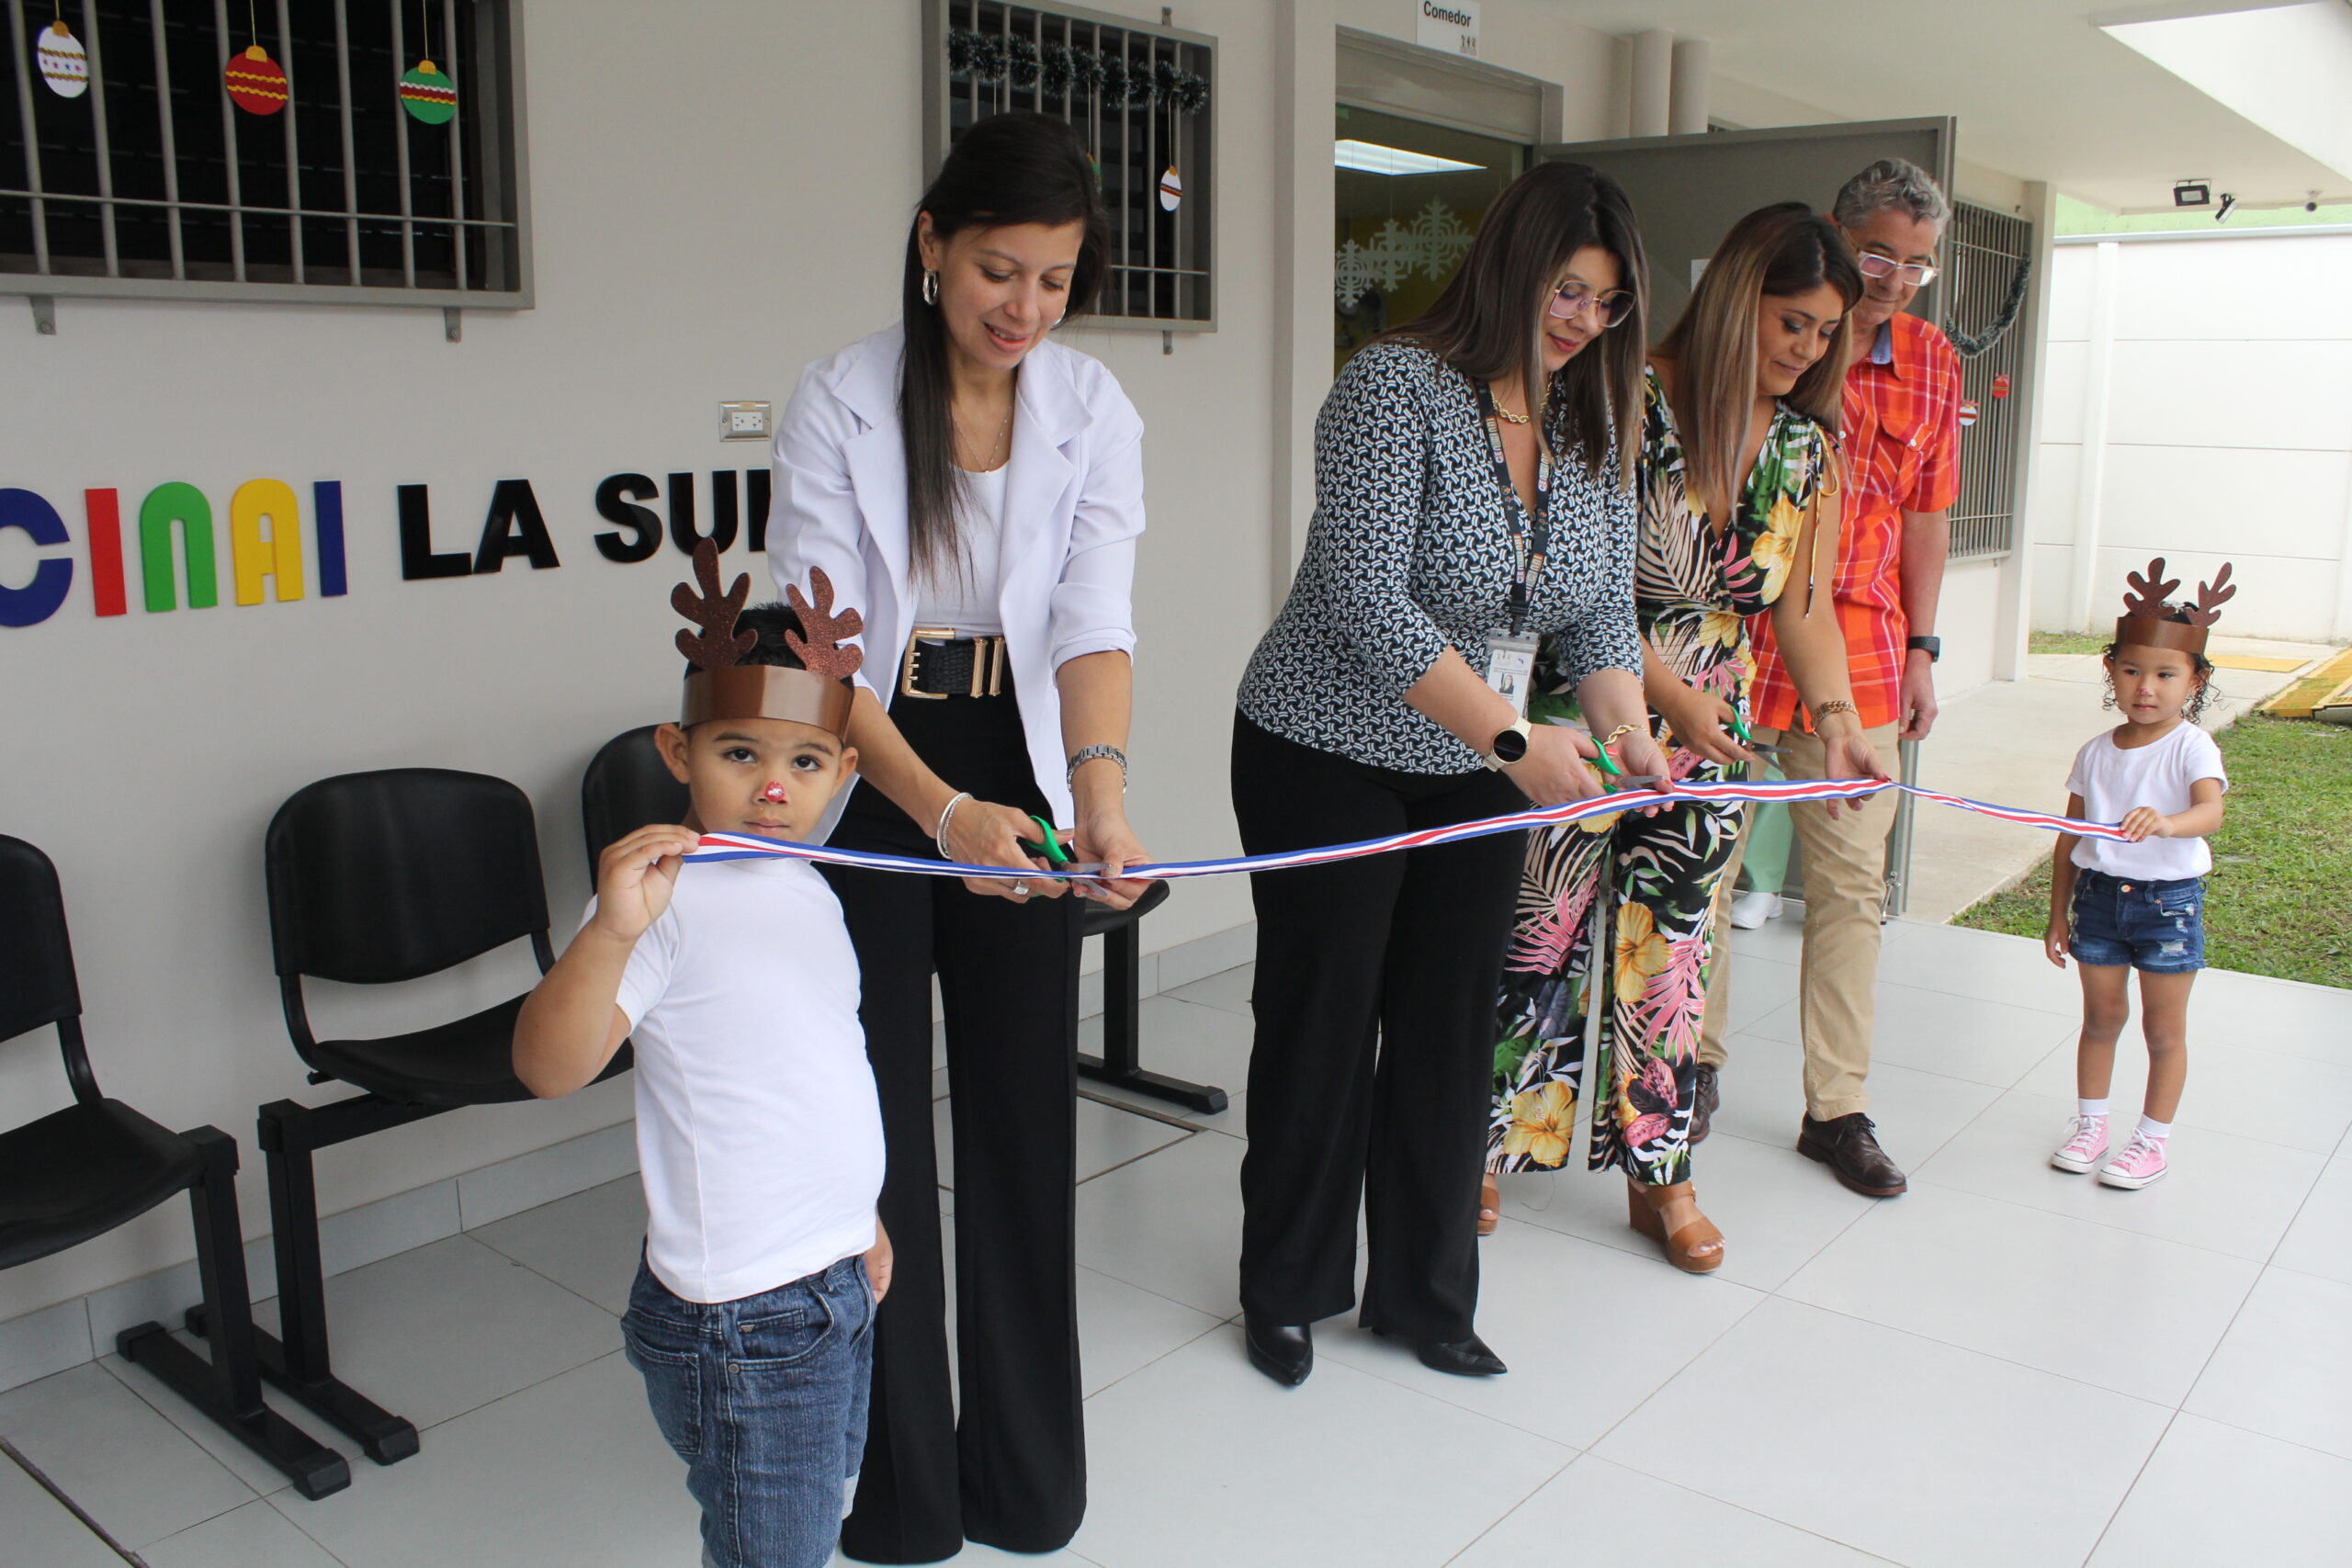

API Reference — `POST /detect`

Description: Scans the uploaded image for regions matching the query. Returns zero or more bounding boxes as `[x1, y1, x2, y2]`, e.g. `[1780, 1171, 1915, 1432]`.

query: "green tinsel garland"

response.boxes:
[948, 28, 1208, 113]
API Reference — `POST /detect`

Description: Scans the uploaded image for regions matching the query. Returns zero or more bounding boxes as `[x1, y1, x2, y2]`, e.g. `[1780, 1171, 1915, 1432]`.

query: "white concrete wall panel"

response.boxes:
[2036, 340, 2090, 445]
[2027, 443, 2083, 546]
[2106, 235, 2352, 343]
[2098, 444, 2352, 562]
[2101, 339, 2352, 453]
[1937, 561, 2003, 698]
[2043, 243, 2096, 344]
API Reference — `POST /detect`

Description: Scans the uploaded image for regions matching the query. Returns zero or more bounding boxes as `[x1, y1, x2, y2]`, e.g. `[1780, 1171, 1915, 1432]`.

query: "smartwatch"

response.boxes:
[1907, 635, 1941, 662]
[1485, 719, 1533, 770]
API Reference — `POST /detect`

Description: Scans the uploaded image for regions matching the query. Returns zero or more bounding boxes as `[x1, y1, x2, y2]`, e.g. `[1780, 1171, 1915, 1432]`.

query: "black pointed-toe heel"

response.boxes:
[1243, 1314, 1313, 1387]
[1414, 1334, 1507, 1377]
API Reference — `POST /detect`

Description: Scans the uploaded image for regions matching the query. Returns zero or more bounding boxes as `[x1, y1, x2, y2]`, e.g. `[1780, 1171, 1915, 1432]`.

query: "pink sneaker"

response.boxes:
[2051, 1116, 2109, 1174]
[2098, 1133, 2169, 1190]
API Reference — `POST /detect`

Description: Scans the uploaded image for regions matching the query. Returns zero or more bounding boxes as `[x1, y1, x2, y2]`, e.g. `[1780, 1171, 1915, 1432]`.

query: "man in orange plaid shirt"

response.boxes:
[1696, 158, 1963, 1200]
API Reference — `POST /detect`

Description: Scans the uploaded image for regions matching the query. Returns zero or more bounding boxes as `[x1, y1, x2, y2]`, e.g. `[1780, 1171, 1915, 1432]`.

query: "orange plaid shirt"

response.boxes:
[1747, 310, 1962, 732]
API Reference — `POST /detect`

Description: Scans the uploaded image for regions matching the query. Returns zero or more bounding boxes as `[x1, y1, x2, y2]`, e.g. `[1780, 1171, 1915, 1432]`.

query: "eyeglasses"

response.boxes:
[1547, 283, 1636, 328]
[1856, 252, 1939, 288]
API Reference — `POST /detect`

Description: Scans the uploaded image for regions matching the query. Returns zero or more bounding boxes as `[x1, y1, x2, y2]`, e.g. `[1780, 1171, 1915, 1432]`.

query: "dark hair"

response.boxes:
[901, 113, 1109, 581]
[2101, 642, 2219, 723]
[1377, 161, 1649, 484]
[1653, 202, 1862, 522]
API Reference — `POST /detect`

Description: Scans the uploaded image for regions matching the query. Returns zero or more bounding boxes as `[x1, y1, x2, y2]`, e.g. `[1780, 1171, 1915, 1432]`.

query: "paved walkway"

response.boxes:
[1902, 634, 2343, 922]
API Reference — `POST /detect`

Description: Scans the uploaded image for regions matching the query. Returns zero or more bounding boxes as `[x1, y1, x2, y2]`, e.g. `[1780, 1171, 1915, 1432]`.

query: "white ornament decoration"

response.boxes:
[1333, 199, 1476, 310]
[38, 20, 89, 98]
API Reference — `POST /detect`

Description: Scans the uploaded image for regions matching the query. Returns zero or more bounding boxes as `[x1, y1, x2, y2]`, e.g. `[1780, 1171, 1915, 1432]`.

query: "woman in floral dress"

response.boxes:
[1483, 204, 1891, 1272]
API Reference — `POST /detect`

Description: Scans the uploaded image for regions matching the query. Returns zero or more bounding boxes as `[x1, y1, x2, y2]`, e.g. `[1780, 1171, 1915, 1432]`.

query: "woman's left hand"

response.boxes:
[1070, 807, 1157, 910]
[1819, 729, 1893, 820]
[1611, 728, 1675, 818]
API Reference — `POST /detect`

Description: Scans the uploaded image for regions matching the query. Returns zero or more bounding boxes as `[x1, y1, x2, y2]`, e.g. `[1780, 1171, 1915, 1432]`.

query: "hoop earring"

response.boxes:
[922, 269, 940, 307]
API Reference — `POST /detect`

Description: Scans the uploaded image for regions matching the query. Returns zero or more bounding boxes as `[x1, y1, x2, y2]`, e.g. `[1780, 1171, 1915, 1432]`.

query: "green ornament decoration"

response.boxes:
[399, 59, 456, 124]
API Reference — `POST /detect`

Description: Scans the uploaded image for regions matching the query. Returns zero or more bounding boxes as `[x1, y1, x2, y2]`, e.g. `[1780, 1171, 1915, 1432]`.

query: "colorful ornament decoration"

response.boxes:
[224, 44, 288, 115]
[37, 19, 88, 98]
[399, 58, 457, 124]
[1957, 400, 1979, 429]
[1991, 373, 2012, 400]
[1159, 165, 1183, 212]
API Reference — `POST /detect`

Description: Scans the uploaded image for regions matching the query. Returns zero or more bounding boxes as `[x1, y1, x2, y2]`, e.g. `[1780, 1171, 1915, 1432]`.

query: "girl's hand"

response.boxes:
[1656, 683, 1755, 767]
[944, 798, 1069, 902]
[2120, 807, 2173, 842]
[2043, 916, 2070, 969]
[591, 825, 702, 942]
[1070, 806, 1156, 911]
[1504, 722, 1607, 807]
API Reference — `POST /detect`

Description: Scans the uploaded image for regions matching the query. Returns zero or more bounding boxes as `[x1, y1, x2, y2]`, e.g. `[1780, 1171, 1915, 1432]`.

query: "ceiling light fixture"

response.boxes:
[1334, 139, 1485, 176]
[2172, 179, 2211, 208]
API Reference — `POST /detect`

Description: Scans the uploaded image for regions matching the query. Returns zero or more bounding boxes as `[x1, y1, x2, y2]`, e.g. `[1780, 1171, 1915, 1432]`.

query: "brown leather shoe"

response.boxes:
[1798, 1112, 1907, 1197]
[1690, 1064, 1720, 1145]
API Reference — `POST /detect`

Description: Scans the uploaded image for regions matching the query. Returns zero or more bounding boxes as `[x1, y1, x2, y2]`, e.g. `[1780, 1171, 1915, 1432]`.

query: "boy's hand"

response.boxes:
[2043, 916, 2070, 969]
[591, 825, 702, 942]
[2119, 807, 2173, 842]
[864, 1220, 893, 1303]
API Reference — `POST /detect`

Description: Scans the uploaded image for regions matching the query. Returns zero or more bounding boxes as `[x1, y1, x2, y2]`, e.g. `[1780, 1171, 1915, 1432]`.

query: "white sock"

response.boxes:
[2078, 1099, 2109, 1121]
[2137, 1115, 2171, 1141]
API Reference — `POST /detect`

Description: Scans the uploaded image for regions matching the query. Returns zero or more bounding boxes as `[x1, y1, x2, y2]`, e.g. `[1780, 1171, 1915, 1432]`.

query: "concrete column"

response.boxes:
[2068, 241, 2122, 630]
[1668, 38, 1711, 134]
[1629, 28, 1672, 137]
[1272, 0, 1336, 600]
[1992, 179, 2058, 681]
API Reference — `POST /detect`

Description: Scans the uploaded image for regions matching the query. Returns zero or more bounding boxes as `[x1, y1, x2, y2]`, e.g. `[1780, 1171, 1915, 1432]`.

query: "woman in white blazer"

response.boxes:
[766, 113, 1151, 1565]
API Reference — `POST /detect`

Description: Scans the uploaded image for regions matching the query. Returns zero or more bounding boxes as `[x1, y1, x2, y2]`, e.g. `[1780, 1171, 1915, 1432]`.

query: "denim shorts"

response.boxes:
[2070, 869, 2206, 974]
[621, 1251, 876, 1568]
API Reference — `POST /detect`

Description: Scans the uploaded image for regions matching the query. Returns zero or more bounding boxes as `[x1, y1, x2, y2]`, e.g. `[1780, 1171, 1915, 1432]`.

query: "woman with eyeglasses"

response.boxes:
[1481, 203, 1889, 1271]
[1228, 162, 1667, 1389]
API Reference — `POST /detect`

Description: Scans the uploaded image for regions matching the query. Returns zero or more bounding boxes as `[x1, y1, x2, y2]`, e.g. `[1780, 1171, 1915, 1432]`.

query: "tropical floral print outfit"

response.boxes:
[1488, 370, 1829, 1186]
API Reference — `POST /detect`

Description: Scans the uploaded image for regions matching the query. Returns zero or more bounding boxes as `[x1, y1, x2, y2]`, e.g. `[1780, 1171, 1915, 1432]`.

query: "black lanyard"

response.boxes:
[1475, 379, 1554, 637]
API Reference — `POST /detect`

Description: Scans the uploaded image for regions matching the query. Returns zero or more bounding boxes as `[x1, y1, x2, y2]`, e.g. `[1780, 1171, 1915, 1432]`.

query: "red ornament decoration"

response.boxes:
[1991, 373, 2012, 400]
[225, 45, 288, 116]
[1957, 400, 1979, 428]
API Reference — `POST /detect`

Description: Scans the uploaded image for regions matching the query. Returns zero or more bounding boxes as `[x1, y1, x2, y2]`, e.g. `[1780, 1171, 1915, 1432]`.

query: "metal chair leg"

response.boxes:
[118, 1126, 351, 1500]
[1076, 921, 1229, 1115]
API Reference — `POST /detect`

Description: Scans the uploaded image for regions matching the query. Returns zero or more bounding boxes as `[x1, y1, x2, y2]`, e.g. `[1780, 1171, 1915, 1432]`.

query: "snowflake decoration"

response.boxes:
[1333, 200, 1476, 310]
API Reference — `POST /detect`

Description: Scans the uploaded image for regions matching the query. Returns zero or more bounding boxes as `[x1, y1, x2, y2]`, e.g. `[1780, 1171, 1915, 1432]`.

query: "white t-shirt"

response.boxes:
[2064, 721, 2229, 881]
[918, 462, 1008, 637]
[591, 855, 882, 1305]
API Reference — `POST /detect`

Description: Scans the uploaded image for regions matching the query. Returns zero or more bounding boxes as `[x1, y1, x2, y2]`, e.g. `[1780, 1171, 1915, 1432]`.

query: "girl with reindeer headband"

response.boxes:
[2043, 558, 2234, 1190]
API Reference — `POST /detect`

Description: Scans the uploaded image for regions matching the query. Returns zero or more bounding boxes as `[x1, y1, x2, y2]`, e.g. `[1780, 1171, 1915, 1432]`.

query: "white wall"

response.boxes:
[2029, 231, 2352, 639]
[0, 0, 1283, 1326]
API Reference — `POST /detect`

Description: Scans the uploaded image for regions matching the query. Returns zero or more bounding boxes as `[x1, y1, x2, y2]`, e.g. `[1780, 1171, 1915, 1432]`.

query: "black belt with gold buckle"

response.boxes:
[899, 627, 1008, 700]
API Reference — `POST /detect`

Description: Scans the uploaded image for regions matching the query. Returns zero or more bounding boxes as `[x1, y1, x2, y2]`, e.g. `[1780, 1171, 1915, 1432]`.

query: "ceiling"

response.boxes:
[1533, 0, 2351, 212]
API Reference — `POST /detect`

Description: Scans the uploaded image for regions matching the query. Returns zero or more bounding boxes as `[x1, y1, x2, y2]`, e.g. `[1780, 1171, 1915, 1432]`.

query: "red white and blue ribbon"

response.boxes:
[683, 778, 2127, 882]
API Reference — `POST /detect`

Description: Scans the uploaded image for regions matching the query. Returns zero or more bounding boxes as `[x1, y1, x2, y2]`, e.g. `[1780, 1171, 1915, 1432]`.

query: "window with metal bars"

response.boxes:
[926, 0, 1213, 330]
[3, 0, 526, 307]
[1943, 200, 2034, 562]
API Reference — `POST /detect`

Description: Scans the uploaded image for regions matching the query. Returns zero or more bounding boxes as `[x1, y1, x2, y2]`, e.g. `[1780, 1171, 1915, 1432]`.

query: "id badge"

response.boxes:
[1484, 629, 1539, 719]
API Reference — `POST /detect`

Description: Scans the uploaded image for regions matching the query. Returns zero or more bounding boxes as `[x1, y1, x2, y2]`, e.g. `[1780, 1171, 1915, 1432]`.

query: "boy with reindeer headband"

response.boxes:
[2043, 558, 2234, 1190]
[514, 542, 885, 1568]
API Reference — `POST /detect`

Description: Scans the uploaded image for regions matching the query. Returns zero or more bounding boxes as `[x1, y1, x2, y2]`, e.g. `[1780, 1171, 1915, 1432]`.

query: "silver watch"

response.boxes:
[1066, 743, 1128, 789]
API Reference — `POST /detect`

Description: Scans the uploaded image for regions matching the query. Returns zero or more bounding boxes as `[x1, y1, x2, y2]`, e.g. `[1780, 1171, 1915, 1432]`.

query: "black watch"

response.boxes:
[1907, 635, 1941, 662]
[1487, 720, 1532, 766]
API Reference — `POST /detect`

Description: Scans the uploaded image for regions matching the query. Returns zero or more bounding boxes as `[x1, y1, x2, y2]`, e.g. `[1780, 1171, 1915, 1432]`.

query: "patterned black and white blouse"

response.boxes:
[1238, 340, 1642, 774]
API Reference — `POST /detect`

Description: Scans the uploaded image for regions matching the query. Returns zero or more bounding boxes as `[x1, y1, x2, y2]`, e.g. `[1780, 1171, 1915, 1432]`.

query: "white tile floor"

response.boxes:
[6, 915, 2347, 1568]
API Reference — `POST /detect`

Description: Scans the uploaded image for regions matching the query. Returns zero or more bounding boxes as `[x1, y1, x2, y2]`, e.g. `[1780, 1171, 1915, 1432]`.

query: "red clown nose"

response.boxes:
[761, 782, 789, 803]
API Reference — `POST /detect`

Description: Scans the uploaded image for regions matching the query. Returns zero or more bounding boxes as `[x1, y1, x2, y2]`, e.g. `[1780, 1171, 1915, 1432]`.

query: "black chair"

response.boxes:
[0, 837, 348, 1499]
[581, 725, 689, 876]
[1076, 881, 1227, 1115]
[223, 768, 630, 1467]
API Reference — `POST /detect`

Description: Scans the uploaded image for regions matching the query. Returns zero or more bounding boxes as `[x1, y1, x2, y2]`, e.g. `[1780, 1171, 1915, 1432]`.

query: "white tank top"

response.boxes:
[919, 462, 1008, 637]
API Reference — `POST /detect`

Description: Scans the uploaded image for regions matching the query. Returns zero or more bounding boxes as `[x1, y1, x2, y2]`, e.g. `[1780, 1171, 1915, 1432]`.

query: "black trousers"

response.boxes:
[822, 689, 1084, 1564]
[1230, 712, 1528, 1343]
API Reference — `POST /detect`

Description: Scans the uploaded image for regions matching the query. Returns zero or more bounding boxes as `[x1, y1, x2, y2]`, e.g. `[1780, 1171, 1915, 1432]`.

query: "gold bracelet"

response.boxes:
[1809, 698, 1858, 725]
[1600, 721, 1639, 750]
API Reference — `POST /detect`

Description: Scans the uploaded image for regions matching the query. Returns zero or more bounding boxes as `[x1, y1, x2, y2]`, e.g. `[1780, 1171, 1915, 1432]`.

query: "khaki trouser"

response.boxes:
[1698, 723, 1901, 1120]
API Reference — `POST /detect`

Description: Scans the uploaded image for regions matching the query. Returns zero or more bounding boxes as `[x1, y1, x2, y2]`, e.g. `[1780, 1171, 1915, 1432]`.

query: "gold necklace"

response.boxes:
[956, 396, 1014, 469]
[1491, 400, 1532, 426]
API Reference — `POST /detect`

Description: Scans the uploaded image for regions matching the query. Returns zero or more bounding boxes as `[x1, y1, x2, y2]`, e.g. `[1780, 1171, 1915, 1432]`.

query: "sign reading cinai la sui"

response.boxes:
[1416, 0, 1479, 58]
[0, 471, 772, 629]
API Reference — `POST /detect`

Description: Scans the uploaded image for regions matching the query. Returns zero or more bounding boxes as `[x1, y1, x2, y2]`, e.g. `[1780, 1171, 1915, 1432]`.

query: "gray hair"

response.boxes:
[1833, 158, 1950, 231]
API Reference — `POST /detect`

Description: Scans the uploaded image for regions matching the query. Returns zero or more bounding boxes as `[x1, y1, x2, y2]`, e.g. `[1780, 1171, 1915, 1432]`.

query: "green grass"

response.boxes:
[1955, 716, 2352, 988]
[2029, 629, 2112, 657]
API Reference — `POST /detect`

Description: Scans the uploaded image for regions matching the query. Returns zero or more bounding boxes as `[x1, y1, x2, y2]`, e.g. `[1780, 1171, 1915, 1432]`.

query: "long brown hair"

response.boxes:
[1653, 202, 1860, 522]
[1378, 161, 1648, 483]
[901, 114, 1109, 582]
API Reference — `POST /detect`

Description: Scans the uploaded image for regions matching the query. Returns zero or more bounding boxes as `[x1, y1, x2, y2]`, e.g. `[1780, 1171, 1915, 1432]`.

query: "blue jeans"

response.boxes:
[621, 1253, 876, 1568]
[2070, 869, 2207, 974]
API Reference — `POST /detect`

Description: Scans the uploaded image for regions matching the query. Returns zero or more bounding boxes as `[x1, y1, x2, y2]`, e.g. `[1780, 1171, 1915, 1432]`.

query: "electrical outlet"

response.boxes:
[719, 400, 772, 440]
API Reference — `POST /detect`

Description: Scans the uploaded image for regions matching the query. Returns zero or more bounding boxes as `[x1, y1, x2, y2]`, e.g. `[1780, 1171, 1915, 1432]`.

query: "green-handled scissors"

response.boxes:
[1015, 815, 1110, 887]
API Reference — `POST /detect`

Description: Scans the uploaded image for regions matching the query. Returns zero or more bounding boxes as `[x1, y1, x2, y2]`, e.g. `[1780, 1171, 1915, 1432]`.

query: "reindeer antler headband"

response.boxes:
[2115, 557, 2235, 657]
[675, 540, 865, 737]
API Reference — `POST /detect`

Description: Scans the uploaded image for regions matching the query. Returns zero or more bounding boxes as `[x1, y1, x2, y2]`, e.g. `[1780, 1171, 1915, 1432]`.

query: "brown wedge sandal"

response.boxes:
[1477, 1175, 1501, 1237]
[1626, 1180, 1724, 1273]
